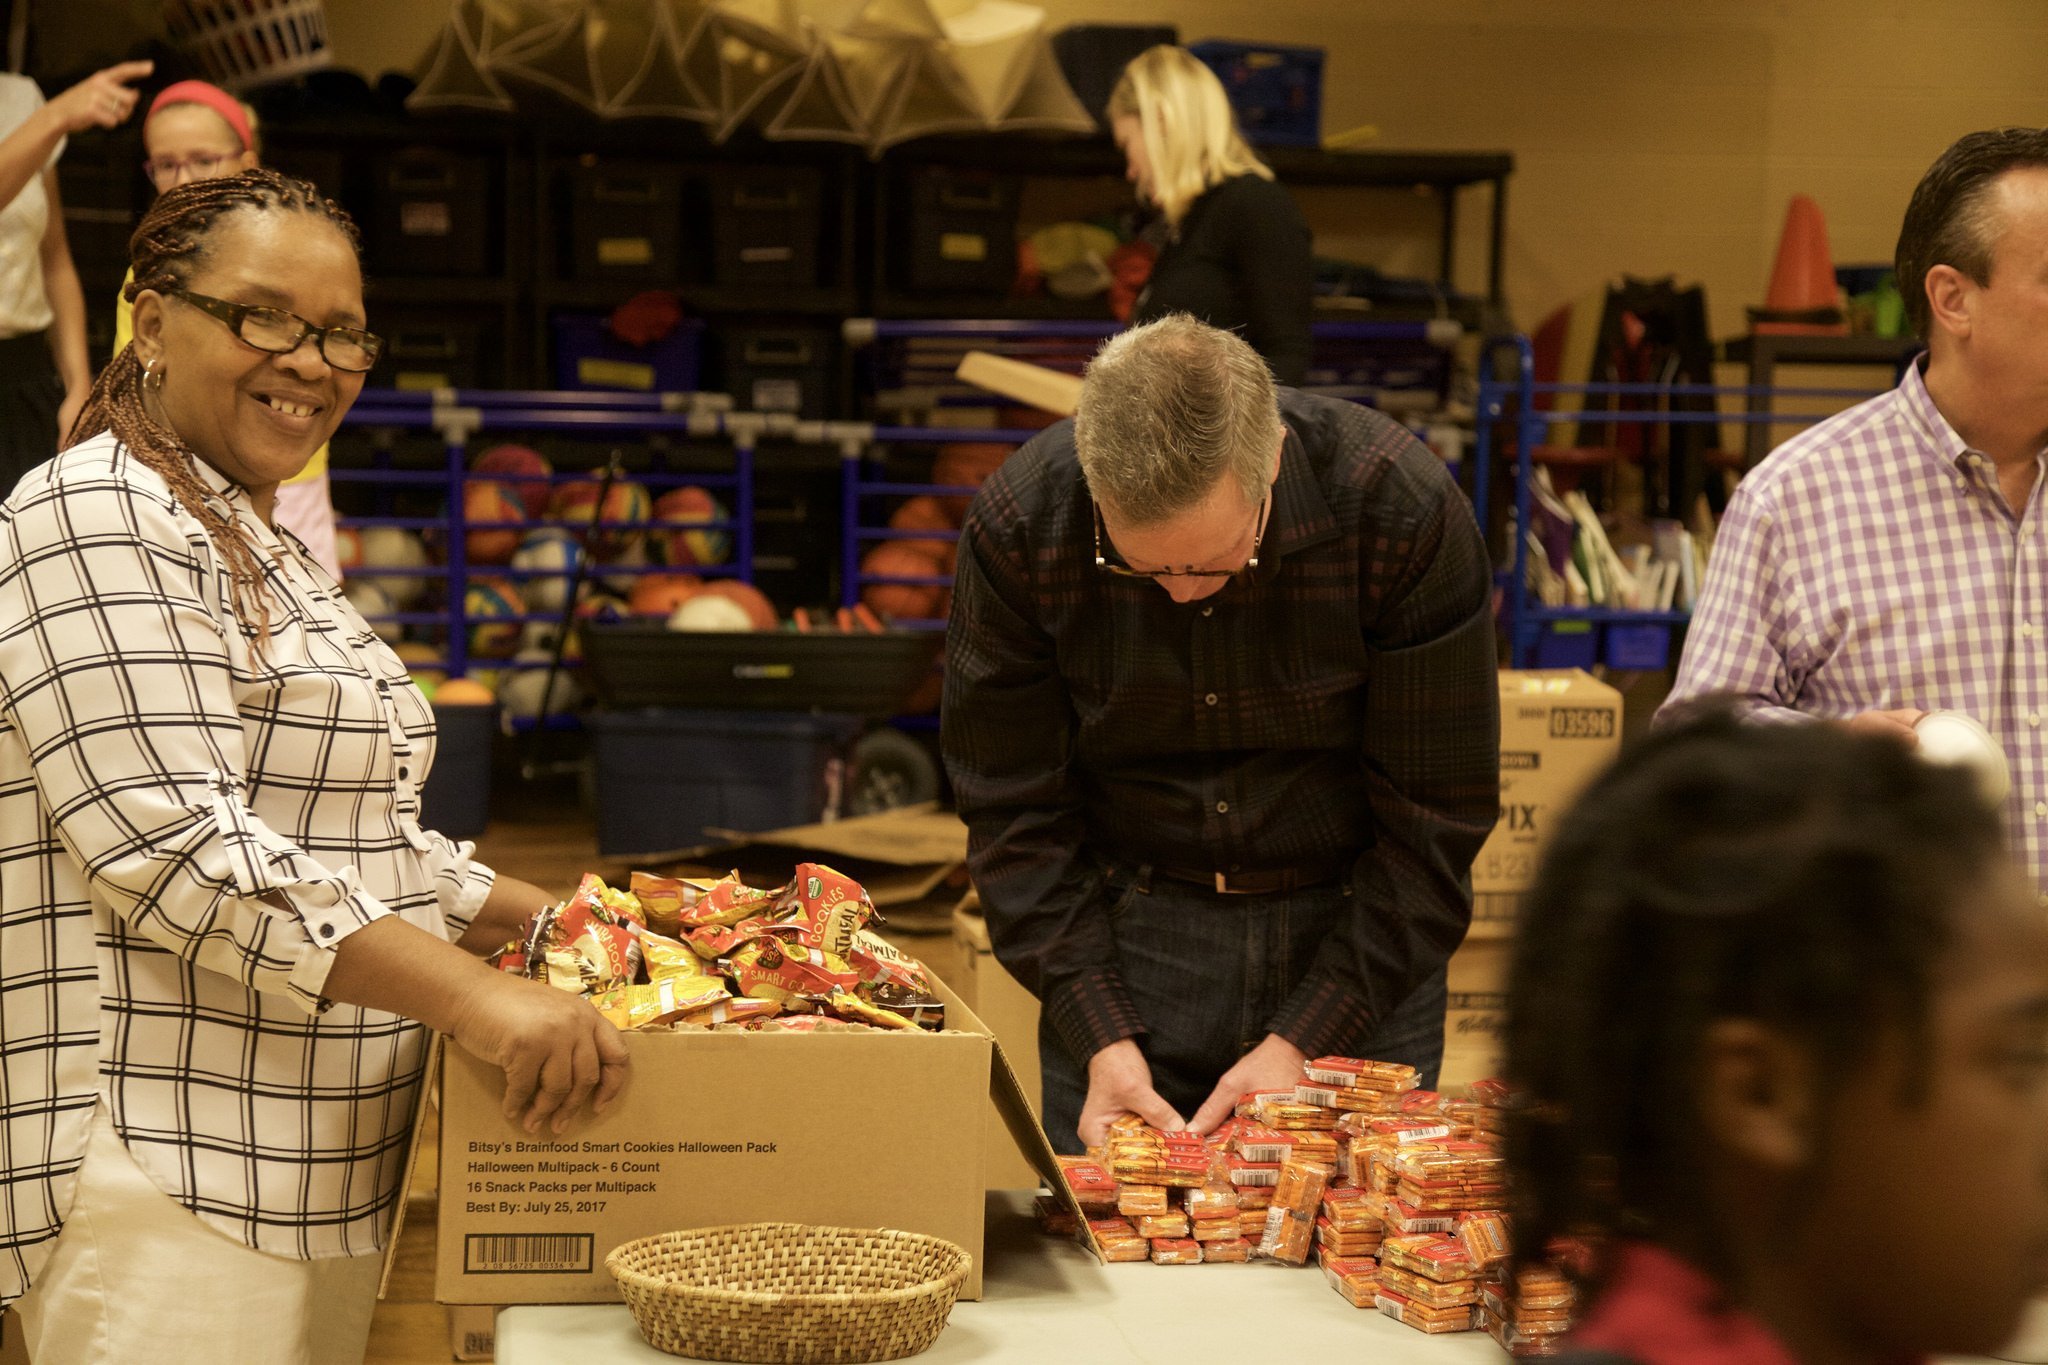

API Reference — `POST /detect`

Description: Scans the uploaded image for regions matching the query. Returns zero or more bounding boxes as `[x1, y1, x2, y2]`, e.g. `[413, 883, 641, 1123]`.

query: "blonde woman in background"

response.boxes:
[111, 80, 343, 579]
[1108, 46, 1313, 385]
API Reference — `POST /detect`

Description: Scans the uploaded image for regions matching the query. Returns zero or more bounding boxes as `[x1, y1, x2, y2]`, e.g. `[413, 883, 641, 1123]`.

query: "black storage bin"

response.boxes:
[420, 702, 495, 840]
[719, 323, 835, 417]
[582, 624, 944, 715]
[267, 144, 348, 207]
[588, 709, 862, 855]
[369, 148, 493, 277]
[904, 168, 1019, 295]
[709, 165, 823, 288]
[568, 160, 682, 283]
[375, 310, 495, 390]
[1051, 24, 1178, 127]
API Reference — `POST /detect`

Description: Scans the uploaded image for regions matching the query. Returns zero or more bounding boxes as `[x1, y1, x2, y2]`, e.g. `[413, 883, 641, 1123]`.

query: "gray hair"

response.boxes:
[1074, 314, 1282, 524]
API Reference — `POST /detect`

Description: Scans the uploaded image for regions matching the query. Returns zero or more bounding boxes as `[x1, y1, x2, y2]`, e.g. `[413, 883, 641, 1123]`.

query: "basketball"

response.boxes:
[552, 473, 652, 561]
[434, 677, 497, 706]
[464, 575, 525, 658]
[343, 580, 402, 643]
[628, 572, 704, 618]
[932, 441, 1014, 517]
[695, 579, 779, 631]
[471, 443, 553, 517]
[511, 528, 581, 615]
[889, 494, 958, 534]
[499, 648, 584, 721]
[859, 540, 952, 622]
[669, 593, 754, 632]
[649, 485, 731, 567]
[355, 526, 431, 607]
[464, 479, 528, 565]
[394, 640, 446, 688]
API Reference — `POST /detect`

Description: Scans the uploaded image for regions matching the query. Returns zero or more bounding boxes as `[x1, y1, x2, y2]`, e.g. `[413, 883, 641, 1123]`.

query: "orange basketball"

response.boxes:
[860, 541, 952, 622]
[696, 580, 779, 631]
[463, 480, 527, 564]
[628, 573, 703, 618]
[932, 441, 1015, 516]
[889, 494, 958, 533]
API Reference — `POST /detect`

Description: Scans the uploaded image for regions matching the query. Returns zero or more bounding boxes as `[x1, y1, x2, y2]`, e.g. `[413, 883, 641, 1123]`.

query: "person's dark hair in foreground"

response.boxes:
[1506, 705, 2048, 1365]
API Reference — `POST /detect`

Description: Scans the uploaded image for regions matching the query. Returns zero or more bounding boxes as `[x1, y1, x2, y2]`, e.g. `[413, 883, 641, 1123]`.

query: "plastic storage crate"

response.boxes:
[1530, 620, 1599, 670]
[1605, 622, 1673, 671]
[552, 313, 706, 392]
[588, 709, 862, 855]
[567, 161, 683, 283]
[709, 165, 824, 289]
[369, 148, 494, 278]
[419, 702, 494, 840]
[582, 625, 943, 717]
[1187, 39, 1324, 148]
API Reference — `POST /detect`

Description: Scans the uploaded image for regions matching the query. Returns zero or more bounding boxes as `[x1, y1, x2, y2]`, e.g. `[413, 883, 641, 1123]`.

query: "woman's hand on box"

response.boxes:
[450, 973, 631, 1134]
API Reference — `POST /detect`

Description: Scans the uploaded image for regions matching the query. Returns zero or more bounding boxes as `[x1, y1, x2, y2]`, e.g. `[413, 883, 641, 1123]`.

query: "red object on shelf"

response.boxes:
[1753, 194, 1846, 335]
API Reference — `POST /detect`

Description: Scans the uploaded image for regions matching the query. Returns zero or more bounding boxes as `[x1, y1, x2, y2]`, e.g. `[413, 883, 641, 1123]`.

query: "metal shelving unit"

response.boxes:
[1474, 333, 1891, 669]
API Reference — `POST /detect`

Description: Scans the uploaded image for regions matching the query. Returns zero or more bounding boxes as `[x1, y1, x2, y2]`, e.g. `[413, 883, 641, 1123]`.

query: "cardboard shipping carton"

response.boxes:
[1439, 937, 1509, 1093]
[1469, 669, 1624, 917]
[391, 973, 1066, 1307]
[952, 897, 1044, 1190]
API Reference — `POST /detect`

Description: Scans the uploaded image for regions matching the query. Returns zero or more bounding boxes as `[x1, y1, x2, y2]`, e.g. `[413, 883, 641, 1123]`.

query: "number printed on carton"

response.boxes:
[1548, 707, 1616, 740]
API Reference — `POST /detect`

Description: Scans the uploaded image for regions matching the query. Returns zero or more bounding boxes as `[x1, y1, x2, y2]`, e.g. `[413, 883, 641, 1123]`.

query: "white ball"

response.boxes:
[512, 528, 581, 616]
[343, 580, 402, 643]
[1914, 710, 2012, 805]
[354, 526, 431, 607]
[669, 594, 753, 632]
[498, 648, 584, 720]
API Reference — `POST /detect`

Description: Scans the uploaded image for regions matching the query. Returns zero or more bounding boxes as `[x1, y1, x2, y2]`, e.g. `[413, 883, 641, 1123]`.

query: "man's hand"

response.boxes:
[1188, 1034, 1308, 1136]
[1844, 708, 1927, 744]
[447, 971, 630, 1135]
[1077, 1038, 1184, 1148]
[45, 61, 152, 135]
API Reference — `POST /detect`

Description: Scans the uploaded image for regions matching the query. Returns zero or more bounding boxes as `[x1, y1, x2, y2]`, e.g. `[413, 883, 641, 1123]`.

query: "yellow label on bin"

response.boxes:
[939, 232, 987, 262]
[598, 236, 654, 266]
[396, 372, 450, 391]
[579, 358, 656, 391]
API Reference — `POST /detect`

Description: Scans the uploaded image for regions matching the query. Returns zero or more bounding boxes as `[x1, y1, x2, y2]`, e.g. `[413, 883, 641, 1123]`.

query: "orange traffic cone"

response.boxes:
[1751, 194, 1846, 335]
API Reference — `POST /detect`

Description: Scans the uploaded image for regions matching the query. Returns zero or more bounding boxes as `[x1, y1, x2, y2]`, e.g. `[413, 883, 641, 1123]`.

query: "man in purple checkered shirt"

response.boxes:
[1665, 128, 2048, 894]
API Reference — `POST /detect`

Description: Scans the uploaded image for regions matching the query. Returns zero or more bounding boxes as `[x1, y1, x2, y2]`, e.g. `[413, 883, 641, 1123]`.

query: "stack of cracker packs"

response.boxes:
[1038, 1060, 1578, 1352]
[491, 865, 945, 1032]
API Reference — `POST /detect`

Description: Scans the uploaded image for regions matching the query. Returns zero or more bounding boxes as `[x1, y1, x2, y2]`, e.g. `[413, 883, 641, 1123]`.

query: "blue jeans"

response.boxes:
[1038, 867, 1448, 1154]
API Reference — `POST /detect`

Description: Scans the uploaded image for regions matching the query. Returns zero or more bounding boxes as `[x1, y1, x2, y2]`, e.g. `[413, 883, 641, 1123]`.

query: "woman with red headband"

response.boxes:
[109, 79, 344, 580]
[0, 59, 151, 499]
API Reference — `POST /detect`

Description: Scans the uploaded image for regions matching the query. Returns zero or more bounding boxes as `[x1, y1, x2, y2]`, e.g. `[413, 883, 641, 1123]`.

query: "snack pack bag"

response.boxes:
[628, 870, 722, 936]
[773, 864, 875, 960]
[594, 976, 733, 1030]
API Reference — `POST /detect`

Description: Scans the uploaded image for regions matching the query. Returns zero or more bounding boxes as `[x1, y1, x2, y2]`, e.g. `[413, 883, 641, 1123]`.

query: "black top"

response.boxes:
[940, 389, 1499, 1066]
[1132, 174, 1315, 386]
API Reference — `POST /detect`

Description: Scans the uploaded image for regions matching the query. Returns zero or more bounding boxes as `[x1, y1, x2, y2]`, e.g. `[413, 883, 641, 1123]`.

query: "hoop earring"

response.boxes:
[143, 356, 165, 394]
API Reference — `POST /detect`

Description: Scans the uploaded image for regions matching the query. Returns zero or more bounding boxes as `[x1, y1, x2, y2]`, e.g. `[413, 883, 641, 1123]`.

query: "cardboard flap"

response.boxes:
[705, 803, 967, 867]
[921, 967, 1080, 1234]
[379, 1036, 444, 1300]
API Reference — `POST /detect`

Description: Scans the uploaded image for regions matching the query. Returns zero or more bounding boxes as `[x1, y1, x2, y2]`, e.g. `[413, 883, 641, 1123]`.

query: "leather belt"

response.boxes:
[1151, 857, 1350, 896]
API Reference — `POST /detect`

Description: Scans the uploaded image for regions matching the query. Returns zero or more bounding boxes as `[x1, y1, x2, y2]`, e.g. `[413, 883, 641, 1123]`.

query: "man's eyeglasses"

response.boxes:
[170, 289, 383, 373]
[1092, 490, 1270, 580]
[143, 153, 239, 190]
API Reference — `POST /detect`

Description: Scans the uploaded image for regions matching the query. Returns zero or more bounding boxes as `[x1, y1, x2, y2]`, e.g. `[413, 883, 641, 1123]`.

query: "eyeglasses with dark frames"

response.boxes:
[1092, 489, 1271, 580]
[142, 153, 240, 189]
[169, 288, 383, 373]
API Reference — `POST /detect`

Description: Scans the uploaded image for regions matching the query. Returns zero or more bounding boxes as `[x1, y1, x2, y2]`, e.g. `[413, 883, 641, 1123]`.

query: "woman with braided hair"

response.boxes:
[0, 169, 628, 1364]
[1503, 708, 2048, 1365]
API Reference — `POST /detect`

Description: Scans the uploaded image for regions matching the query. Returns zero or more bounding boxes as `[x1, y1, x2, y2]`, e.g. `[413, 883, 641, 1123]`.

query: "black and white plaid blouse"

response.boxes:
[0, 432, 494, 1309]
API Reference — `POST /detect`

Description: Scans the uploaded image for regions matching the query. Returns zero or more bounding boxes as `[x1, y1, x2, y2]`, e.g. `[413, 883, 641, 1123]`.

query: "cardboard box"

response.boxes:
[952, 899, 1045, 1190]
[447, 1304, 497, 1360]
[1439, 938, 1509, 1093]
[1470, 670, 1623, 904]
[396, 972, 1064, 1307]
[0, 1309, 27, 1365]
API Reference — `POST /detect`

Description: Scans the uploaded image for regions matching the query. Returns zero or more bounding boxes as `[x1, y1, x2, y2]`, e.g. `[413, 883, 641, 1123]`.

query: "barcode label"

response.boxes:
[464, 1232, 594, 1274]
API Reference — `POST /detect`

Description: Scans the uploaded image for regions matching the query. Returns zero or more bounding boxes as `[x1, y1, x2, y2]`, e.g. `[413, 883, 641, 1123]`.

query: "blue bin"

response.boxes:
[588, 709, 862, 856]
[551, 313, 705, 393]
[1188, 39, 1324, 148]
[420, 702, 496, 840]
[1605, 623, 1673, 671]
[1531, 620, 1599, 670]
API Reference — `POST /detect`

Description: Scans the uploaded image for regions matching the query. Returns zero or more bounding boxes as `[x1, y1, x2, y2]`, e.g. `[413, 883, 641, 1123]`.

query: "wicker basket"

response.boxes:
[606, 1223, 972, 1364]
[162, 0, 332, 92]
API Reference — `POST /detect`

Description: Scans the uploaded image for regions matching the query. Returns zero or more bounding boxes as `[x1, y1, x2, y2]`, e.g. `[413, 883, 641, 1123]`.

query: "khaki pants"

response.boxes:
[14, 1106, 383, 1365]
